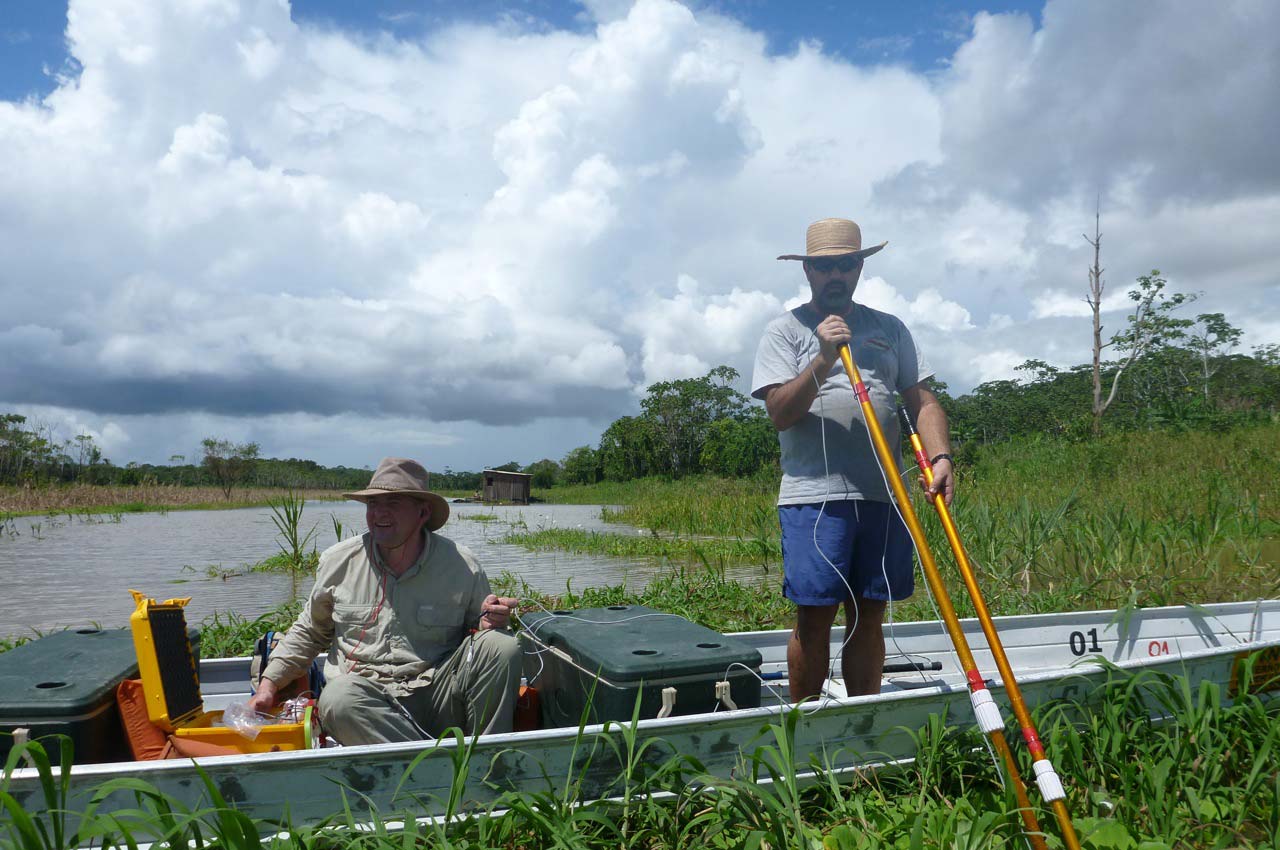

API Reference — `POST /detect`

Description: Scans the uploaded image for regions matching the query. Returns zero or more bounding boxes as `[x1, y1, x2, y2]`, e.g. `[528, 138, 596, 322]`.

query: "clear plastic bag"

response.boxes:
[222, 702, 273, 741]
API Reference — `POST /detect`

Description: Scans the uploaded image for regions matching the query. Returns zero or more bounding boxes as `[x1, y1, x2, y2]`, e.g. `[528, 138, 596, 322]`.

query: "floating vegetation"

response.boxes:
[180, 562, 250, 581]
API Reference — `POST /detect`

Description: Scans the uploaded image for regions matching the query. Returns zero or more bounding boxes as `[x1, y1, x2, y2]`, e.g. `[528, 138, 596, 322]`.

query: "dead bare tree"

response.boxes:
[1085, 206, 1193, 436]
[1084, 204, 1111, 436]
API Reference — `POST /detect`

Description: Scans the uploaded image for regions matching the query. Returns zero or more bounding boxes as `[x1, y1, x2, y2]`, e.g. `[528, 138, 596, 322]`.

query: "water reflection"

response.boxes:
[0, 502, 669, 632]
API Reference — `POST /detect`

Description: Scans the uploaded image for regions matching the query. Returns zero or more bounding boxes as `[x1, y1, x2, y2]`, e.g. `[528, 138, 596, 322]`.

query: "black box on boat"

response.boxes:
[520, 605, 762, 727]
[0, 626, 199, 764]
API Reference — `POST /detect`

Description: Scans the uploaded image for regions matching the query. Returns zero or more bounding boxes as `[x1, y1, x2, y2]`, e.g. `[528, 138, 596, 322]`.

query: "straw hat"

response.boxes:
[777, 218, 887, 261]
[343, 457, 450, 531]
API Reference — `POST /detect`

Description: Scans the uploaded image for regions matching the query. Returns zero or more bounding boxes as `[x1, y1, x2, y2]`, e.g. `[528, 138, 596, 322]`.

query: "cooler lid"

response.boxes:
[0, 629, 140, 718]
[522, 605, 762, 682]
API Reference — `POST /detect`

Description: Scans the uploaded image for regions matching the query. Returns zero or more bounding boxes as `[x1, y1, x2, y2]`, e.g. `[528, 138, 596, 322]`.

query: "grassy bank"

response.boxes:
[5, 658, 1278, 848]
[517, 423, 1280, 616]
[0, 485, 481, 518]
[0, 484, 350, 517]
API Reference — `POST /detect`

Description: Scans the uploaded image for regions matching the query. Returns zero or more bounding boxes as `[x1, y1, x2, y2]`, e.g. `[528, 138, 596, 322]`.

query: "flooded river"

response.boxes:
[0, 502, 667, 632]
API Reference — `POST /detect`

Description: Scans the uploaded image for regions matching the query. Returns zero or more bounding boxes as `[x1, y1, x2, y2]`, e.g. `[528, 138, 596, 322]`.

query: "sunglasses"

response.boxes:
[807, 255, 863, 273]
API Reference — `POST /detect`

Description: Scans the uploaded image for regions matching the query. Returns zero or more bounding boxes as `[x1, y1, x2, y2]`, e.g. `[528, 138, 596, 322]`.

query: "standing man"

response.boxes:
[751, 218, 954, 700]
[247, 457, 522, 744]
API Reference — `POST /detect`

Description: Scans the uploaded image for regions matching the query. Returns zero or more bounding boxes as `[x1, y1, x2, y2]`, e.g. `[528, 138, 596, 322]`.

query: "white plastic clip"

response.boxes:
[1033, 758, 1066, 802]
[714, 680, 738, 711]
[656, 686, 678, 718]
[13, 728, 35, 768]
[969, 688, 1005, 734]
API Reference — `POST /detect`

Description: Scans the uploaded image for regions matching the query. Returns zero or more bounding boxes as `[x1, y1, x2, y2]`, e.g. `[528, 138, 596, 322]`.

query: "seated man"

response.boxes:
[247, 457, 522, 745]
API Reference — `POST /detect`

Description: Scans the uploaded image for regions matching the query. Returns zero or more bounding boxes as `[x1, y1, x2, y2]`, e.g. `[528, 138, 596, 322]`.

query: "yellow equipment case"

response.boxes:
[128, 591, 312, 753]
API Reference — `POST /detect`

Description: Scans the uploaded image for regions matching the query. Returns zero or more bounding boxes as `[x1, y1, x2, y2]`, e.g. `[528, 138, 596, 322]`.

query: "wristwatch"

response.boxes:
[930, 453, 953, 466]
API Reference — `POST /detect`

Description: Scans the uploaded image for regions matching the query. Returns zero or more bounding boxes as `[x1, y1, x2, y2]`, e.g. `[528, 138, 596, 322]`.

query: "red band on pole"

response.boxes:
[966, 669, 985, 691]
[1022, 728, 1043, 752]
[854, 381, 871, 404]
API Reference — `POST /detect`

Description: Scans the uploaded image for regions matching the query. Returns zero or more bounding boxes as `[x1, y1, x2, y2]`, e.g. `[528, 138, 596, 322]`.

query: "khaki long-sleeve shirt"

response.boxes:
[261, 530, 490, 697]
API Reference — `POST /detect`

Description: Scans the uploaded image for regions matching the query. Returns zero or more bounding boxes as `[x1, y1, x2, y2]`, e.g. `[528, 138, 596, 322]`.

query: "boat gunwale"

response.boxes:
[8, 598, 1279, 782]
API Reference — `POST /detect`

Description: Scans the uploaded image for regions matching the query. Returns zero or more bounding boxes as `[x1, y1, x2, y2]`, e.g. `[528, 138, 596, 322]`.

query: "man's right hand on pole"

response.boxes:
[814, 314, 852, 363]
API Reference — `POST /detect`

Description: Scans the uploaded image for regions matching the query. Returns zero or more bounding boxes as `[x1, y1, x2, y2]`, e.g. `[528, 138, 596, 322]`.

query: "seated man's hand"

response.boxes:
[247, 678, 279, 714]
[479, 593, 519, 631]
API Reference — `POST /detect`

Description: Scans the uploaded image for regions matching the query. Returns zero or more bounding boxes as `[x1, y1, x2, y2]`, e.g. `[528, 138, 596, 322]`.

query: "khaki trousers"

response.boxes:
[317, 629, 521, 745]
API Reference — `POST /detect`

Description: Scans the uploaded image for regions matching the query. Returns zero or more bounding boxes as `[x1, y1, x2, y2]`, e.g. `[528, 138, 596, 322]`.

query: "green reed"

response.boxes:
[5, 655, 1278, 849]
[265, 490, 319, 572]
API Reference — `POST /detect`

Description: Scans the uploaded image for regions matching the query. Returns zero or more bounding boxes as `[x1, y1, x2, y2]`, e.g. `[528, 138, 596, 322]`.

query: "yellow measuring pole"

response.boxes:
[898, 404, 1081, 850]
[835, 346, 1064, 850]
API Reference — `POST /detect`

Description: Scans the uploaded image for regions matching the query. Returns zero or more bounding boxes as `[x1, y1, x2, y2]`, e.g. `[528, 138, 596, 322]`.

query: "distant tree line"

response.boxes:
[3, 272, 1275, 495]
[0, 424, 373, 493]
[533, 274, 1278, 487]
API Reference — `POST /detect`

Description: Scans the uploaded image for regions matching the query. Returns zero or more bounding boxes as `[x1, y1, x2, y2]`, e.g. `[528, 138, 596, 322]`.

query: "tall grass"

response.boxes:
[503, 527, 780, 564]
[4, 656, 1278, 849]
[518, 423, 1280, 615]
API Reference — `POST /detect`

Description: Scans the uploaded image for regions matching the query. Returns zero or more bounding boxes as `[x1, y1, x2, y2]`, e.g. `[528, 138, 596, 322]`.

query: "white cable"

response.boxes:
[848, 379, 962, 679]
[809, 356, 862, 688]
[810, 329, 944, 694]
[847, 376, 1002, 780]
[980, 733, 1006, 790]
[516, 599, 709, 686]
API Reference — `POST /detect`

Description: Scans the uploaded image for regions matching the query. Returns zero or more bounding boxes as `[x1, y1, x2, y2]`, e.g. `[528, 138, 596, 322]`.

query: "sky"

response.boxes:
[0, 0, 1276, 472]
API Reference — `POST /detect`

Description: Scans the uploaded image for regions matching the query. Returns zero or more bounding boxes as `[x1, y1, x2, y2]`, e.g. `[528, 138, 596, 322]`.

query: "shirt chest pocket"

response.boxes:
[415, 603, 466, 649]
[331, 603, 388, 652]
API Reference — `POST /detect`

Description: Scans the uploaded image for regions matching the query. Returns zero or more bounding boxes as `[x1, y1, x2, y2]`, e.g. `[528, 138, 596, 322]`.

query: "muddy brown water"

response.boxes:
[0, 502, 670, 633]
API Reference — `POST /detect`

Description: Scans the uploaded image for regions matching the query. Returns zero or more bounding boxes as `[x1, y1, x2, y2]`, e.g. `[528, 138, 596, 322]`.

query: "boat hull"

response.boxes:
[5, 600, 1279, 829]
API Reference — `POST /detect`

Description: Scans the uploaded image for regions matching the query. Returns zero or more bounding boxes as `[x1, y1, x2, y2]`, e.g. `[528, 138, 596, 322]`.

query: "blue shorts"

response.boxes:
[778, 500, 915, 606]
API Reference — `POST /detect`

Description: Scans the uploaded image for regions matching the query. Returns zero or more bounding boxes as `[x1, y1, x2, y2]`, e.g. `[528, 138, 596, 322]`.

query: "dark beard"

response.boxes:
[816, 281, 853, 313]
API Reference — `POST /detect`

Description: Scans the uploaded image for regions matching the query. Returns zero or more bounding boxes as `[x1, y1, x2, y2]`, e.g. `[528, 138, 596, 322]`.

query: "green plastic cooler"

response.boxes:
[520, 605, 762, 727]
[0, 626, 198, 764]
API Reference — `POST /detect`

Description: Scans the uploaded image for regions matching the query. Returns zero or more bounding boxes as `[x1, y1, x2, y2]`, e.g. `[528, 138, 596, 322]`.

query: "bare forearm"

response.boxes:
[765, 352, 839, 431]
[914, 398, 951, 460]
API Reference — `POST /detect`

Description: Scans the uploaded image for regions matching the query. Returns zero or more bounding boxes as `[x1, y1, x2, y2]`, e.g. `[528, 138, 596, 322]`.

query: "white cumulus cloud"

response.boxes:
[0, 0, 1275, 469]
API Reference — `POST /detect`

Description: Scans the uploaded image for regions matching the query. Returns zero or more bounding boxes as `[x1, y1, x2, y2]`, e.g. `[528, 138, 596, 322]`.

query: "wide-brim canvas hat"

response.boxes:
[777, 217, 887, 261]
[343, 457, 450, 531]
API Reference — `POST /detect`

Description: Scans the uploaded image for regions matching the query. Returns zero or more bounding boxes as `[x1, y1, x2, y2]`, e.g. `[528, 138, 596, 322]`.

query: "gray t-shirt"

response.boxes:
[751, 303, 932, 505]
